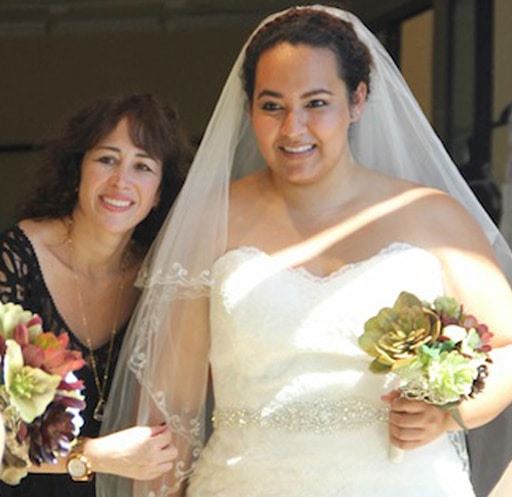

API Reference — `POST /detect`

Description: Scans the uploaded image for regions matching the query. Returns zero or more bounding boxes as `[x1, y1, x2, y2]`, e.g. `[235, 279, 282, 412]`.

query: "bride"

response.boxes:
[98, 6, 512, 497]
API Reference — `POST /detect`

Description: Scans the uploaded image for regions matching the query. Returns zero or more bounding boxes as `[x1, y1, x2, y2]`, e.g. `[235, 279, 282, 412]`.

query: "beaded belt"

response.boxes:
[213, 397, 389, 433]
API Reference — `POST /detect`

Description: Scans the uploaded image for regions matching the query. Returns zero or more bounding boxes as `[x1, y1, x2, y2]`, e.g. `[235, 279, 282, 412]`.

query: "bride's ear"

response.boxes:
[349, 82, 367, 122]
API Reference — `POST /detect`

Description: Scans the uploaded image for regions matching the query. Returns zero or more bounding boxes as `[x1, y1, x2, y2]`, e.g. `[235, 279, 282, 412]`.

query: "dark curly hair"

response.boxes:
[20, 94, 192, 252]
[242, 8, 372, 103]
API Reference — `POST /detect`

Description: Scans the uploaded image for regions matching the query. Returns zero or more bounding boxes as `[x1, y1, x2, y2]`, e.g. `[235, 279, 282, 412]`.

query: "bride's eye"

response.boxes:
[261, 101, 283, 112]
[306, 99, 328, 108]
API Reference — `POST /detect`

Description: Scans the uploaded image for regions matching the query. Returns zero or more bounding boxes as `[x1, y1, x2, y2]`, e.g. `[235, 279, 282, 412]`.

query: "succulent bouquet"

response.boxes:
[0, 302, 85, 484]
[358, 292, 492, 461]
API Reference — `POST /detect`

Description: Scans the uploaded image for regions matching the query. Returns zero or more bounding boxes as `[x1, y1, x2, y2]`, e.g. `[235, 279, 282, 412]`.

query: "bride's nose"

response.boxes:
[280, 109, 307, 138]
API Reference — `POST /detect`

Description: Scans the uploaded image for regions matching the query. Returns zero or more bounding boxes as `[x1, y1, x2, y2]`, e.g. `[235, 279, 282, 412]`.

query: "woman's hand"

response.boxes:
[85, 425, 177, 480]
[382, 391, 455, 451]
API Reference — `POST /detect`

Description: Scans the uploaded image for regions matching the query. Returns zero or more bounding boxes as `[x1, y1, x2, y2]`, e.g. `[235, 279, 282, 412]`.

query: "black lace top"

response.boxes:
[0, 225, 128, 497]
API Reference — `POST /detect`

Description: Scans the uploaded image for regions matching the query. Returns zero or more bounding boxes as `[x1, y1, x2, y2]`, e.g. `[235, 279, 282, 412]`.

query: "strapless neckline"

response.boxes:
[214, 241, 431, 283]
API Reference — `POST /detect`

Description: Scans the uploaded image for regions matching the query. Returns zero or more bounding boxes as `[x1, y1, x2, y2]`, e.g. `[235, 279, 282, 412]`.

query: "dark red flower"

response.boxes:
[28, 403, 78, 465]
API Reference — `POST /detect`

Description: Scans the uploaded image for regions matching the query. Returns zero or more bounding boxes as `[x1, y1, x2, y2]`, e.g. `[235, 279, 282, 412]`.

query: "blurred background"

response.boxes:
[0, 0, 510, 233]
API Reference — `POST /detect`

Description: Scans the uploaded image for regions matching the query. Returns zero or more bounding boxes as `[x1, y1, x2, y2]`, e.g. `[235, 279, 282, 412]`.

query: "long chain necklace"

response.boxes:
[68, 226, 127, 422]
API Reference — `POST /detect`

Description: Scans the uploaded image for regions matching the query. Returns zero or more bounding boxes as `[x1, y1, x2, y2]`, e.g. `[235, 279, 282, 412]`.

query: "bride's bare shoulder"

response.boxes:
[368, 171, 490, 249]
[364, 169, 453, 207]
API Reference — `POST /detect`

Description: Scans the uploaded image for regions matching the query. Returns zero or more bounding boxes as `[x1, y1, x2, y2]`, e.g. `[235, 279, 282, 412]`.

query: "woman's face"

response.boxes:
[250, 42, 365, 185]
[76, 117, 162, 235]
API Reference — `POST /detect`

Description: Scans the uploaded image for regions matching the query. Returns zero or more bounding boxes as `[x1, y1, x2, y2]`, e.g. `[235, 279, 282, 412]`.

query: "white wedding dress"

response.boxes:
[187, 243, 476, 497]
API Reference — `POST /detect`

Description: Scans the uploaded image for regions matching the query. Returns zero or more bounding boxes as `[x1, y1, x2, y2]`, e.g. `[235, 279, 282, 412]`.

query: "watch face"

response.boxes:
[68, 457, 87, 478]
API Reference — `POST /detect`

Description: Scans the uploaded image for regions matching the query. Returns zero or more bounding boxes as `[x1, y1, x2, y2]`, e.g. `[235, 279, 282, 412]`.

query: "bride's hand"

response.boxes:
[84, 425, 178, 480]
[382, 392, 455, 450]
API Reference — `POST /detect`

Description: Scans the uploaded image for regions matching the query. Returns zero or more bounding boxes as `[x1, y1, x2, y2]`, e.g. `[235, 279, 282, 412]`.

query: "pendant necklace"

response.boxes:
[68, 224, 126, 422]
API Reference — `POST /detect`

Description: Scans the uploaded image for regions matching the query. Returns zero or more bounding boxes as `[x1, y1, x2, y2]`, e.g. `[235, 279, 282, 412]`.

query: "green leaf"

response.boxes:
[438, 340, 456, 353]
[420, 344, 440, 359]
[434, 296, 461, 319]
[394, 292, 423, 310]
[370, 359, 391, 373]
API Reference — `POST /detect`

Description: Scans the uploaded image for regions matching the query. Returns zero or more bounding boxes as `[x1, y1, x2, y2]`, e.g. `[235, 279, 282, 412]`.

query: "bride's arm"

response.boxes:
[429, 258, 512, 430]
[388, 193, 512, 449]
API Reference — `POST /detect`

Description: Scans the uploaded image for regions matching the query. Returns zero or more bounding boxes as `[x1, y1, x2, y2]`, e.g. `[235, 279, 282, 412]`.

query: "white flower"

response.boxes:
[442, 325, 467, 344]
[4, 340, 61, 423]
[0, 302, 42, 340]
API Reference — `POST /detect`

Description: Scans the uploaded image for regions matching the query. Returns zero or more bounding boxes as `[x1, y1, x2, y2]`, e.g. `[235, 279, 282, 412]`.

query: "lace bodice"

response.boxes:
[188, 243, 475, 497]
[209, 243, 443, 412]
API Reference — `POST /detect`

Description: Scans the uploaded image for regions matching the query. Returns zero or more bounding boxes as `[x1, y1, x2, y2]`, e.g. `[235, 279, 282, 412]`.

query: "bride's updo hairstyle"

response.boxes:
[242, 7, 373, 104]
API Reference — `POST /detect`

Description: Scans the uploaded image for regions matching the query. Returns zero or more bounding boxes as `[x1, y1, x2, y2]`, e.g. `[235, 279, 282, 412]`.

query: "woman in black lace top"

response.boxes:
[0, 94, 189, 497]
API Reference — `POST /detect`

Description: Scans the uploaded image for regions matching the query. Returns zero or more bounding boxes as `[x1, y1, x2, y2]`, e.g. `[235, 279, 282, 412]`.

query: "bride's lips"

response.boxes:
[278, 143, 317, 158]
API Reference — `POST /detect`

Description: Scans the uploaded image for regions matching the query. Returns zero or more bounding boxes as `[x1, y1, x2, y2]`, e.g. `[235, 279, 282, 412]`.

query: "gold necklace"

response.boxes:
[67, 227, 127, 422]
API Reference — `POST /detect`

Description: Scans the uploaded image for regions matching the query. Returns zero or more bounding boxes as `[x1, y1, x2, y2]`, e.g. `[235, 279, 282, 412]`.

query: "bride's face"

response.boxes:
[250, 42, 365, 185]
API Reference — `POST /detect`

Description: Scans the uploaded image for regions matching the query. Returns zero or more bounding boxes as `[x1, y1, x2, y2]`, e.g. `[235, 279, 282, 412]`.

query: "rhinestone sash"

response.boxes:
[213, 397, 389, 433]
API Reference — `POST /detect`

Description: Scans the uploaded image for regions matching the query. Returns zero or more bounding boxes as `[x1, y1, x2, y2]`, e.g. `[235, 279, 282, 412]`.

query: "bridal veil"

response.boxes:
[97, 5, 512, 496]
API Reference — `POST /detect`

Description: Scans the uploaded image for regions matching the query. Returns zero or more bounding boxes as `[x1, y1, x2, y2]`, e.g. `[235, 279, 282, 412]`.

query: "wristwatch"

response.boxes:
[66, 438, 94, 482]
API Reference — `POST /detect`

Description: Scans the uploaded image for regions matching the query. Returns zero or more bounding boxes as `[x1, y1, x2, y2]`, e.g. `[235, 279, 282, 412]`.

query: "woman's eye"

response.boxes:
[135, 162, 153, 173]
[97, 155, 116, 165]
[307, 99, 328, 108]
[261, 101, 283, 112]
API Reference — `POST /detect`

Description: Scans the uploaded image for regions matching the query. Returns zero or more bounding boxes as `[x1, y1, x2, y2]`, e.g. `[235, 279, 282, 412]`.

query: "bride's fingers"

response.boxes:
[389, 424, 424, 442]
[389, 405, 451, 449]
[389, 410, 425, 428]
[389, 435, 425, 451]
[390, 397, 429, 413]
[381, 390, 401, 403]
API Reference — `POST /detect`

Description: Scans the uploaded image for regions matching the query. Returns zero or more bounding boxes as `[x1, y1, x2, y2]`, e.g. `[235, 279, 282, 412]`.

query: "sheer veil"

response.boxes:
[97, 5, 512, 497]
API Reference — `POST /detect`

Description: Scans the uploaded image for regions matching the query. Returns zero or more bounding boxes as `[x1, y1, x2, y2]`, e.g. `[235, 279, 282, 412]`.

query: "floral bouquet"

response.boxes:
[358, 292, 492, 462]
[0, 302, 85, 484]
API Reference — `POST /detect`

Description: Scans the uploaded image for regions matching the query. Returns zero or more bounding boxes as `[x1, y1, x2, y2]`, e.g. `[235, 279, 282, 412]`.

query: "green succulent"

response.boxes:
[433, 296, 461, 319]
[359, 292, 441, 373]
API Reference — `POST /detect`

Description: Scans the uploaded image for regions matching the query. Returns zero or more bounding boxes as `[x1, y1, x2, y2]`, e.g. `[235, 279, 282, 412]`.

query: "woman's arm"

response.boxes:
[29, 425, 176, 480]
[0, 229, 178, 481]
